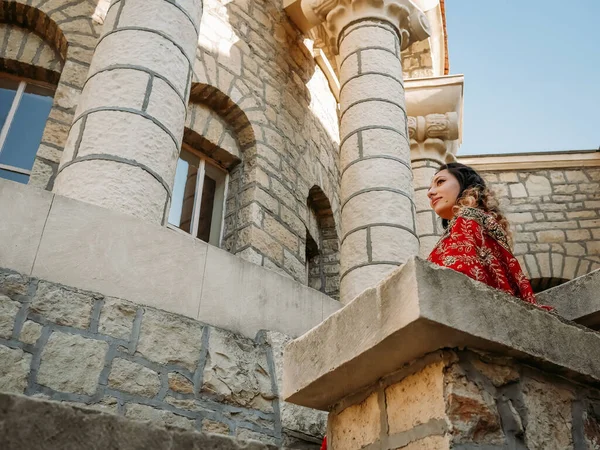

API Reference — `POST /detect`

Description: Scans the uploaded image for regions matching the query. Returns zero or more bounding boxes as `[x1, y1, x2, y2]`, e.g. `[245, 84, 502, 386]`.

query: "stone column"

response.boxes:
[408, 112, 459, 257]
[300, 0, 430, 302]
[53, 0, 202, 224]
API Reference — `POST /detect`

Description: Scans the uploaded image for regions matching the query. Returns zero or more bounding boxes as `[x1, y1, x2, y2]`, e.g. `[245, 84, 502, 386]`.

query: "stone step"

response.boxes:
[0, 392, 277, 450]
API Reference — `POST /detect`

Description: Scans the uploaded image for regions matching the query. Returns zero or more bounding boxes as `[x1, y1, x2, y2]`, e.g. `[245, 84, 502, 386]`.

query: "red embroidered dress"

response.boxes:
[428, 207, 553, 310]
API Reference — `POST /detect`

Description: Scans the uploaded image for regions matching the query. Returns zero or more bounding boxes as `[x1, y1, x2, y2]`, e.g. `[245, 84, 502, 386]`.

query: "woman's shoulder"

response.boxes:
[451, 206, 489, 228]
[452, 207, 511, 250]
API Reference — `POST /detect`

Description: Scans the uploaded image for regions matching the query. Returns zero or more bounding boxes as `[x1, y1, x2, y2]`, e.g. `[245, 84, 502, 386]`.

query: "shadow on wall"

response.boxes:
[306, 185, 340, 300]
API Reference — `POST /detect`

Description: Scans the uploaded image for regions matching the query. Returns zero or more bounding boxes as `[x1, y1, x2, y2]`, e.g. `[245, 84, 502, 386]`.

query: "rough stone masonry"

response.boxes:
[0, 268, 326, 448]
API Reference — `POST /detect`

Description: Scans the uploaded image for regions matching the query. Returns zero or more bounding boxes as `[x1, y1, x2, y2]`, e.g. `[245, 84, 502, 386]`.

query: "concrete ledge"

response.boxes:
[0, 393, 276, 449]
[0, 179, 340, 338]
[538, 268, 600, 329]
[283, 257, 600, 410]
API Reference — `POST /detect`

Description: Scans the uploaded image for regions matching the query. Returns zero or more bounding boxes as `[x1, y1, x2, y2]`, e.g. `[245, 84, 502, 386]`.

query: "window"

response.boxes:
[167, 144, 229, 246]
[0, 75, 54, 184]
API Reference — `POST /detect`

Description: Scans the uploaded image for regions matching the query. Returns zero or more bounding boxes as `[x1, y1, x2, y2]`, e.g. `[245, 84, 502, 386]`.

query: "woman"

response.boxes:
[427, 162, 553, 310]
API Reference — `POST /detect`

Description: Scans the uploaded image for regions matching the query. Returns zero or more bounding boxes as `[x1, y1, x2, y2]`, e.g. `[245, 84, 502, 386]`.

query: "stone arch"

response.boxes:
[1, 0, 104, 190]
[186, 83, 257, 253]
[517, 251, 600, 291]
[0, 1, 66, 84]
[306, 185, 340, 300]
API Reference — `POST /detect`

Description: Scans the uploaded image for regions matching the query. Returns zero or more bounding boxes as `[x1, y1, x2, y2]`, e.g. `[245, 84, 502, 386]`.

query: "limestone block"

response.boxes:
[537, 230, 565, 244]
[341, 102, 405, 141]
[330, 391, 380, 450]
[0, 179, 53, 274]
[54, 160, 169, 224]
[124, 403, 194, 430]
[235, 429, 278, 446]
[89, 30, 189, 97]
[41, 119, 70, 148]
[385, 362, 446, 435]
[339, 25, 396, 57]
[262, 331, 327, 437]
[168, 372, 194, 394]
[0, 392, 280, 448]
[37, 332, 108, 395]
[506, 212, 533, 224]
[445, 364, 503, 444]
[342, 191, 414, 235]
[340, 264, 397, 304]
[0, 345, 31, 394]
[199, 245, 334, 339]
[565, 170, 589, 183]
[263, 215, 298, 252]
[284, 250, 305, 281]
[202, 327, 274, 413]
[371, 226, 419, 263]
[340, 229, 368, 275]
[0, 271, 29, 299]
[339, 52, 359, 85]
[0, 295, 20, 339]
[77, 110, 179, 185]
[75, 68, 148, 117]
[19, 320, 43, 346]
[32, 193, 208, 319]
[509, 184, 527, 198]
[416, 211, 435, 236]
[361, 48, 402, 80]
[470, 358, 519, 387]
[31, 282, 95, 329]
[202, 419, 230, 434]
[522, 376, 574, 450]
[361, 128, 410, 160]
[339, 134, 360, 171]
[341, 158, 412, 201]
[136, 308, 203, 372]
[119, 0, 199, 60]
[146, 77, 187, 142]
[108, 358, 161, 397]
[525, 175, 552, 196]
[341, 75, 405, 114]
[400, 435, 450, 449]
[98, 297, 137, 341]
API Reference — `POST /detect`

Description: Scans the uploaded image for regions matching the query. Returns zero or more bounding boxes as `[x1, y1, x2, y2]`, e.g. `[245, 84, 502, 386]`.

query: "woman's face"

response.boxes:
[427, 169, 461, 220]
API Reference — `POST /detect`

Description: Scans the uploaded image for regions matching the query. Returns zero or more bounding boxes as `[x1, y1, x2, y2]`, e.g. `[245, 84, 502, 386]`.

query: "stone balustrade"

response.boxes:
[283, 257, 600, 449]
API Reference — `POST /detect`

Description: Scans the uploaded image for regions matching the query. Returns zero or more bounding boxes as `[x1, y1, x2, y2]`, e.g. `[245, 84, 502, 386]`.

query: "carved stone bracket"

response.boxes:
[301, 0, 430, 54]
[408, 112, 459, 164]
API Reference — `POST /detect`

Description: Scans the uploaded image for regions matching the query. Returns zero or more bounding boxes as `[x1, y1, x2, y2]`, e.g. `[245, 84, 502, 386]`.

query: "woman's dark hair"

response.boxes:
[436, 162, 487, 229]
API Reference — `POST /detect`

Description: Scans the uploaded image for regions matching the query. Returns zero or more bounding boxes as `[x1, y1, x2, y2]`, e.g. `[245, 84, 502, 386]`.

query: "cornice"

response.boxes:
[458, 151, 600, 171]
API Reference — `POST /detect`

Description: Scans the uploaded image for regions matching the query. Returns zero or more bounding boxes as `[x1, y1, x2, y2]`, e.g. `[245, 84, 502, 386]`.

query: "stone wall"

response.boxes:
[193, 0, 341, 283]
[0, 268, 326, 448]
[327, 350, 600, 449]
[481, 167, 600, 290]
[3, 0, 342, 288]
[1, 0, 101, 190]
[401, 39, 434, 79]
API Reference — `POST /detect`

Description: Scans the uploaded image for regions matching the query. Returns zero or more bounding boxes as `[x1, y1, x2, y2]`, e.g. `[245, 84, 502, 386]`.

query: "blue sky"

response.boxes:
[445, 0, 600, 156]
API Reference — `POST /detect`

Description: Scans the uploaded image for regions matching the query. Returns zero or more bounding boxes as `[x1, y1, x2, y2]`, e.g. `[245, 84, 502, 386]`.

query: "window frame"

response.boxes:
[0, 73, 56, 180]
[166, 143, 230, 247]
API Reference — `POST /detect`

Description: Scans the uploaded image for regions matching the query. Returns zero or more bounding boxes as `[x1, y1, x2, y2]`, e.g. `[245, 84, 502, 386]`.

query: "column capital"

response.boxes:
[408, 112, 459, 165]
[300, 0, 430, 54]
[407, 112, 459, 142]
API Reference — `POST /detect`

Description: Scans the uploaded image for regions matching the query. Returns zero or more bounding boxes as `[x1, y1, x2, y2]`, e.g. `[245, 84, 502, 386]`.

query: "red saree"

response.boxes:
[428, 207, 553, 311]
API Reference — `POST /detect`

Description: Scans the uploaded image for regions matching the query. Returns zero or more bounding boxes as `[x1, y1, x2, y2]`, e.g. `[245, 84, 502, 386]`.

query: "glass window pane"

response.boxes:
[168, 152, 201, 234]
[197, 175, 216, 242]
[0, 87, 53, 171]
[0, 85, 17, 133]
[0, 168, 29, 184]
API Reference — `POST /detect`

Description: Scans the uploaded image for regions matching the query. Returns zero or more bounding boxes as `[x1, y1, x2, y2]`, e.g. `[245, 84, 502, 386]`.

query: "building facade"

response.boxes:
[0, 0, 599, 447]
